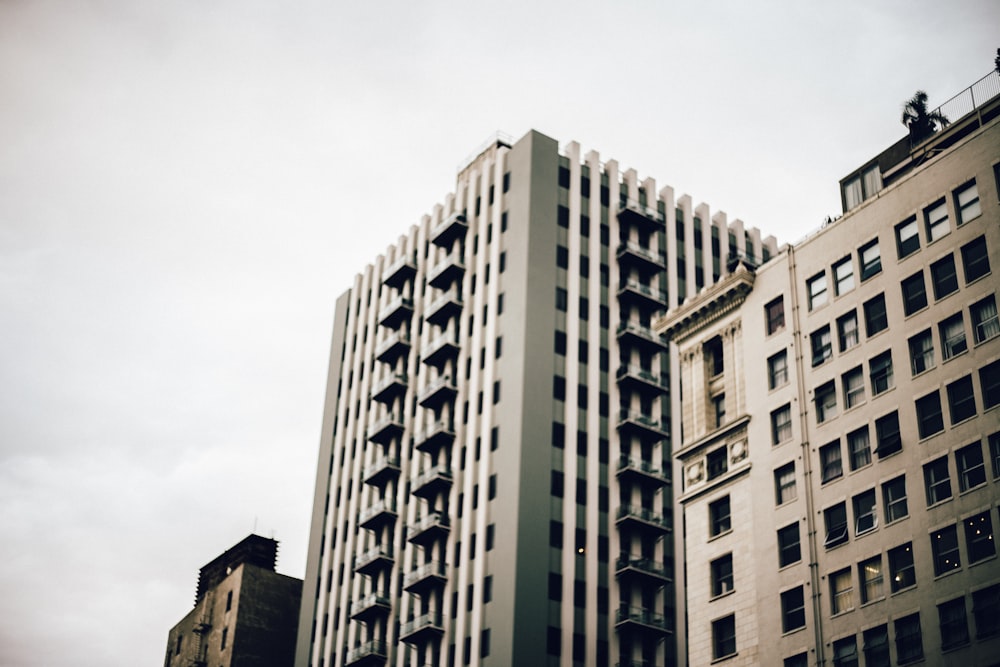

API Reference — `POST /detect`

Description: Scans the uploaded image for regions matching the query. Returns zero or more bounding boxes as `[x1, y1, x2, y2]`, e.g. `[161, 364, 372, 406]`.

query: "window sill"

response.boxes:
[969, 553, 998, 568]
[884, 516, 909, 527]
[933, 568, 962, 581]
[965, 269, 992, 287]
[860, 597, 885, 608]
[926, 497, 953, 510]
[917, 430, 945, 444]
[872, 385, 895, 400]
[708, 529, 733, 543]
[781, 626, 806, 638]
[709, 589, 736, 602]
[830, 608, 855, 619]
[942, 348, 970, 364]
[711, 652, 738, 664]
[942, 640, 971, 654]
[890, 584, 917, 597]
[974, 334, 1000, 347]
[958, 482, 987, 496]
[911, 365, 936, 379]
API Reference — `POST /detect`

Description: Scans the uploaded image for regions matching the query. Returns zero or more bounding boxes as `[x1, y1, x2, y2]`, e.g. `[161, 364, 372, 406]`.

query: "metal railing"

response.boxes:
[403, 561, 447, 587]
[400, 612, 444, 637]
[359, 499, 397, 524]
[615, 553, 669, 579]
[346, 640, 387, 663]
[930, 69, 1000, 132]
[619, 280, 667, 303]
[616, 365, 667, 387]
[617, 455, 666, 478]
[617, 505, 670, 529]
[618, 199, 666, 223]
[354, 544, 393, 569]
[616, 242, 665, 266]
[363, 456, 401, 480]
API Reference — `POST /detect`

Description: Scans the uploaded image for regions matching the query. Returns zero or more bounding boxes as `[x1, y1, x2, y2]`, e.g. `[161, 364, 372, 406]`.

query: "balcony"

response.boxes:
[615, 605, 671, 635]
[411, 465, 453, 500]
[350, 592, 392, 624]
[616, 321, 668, 351]
[430, 213, 468, 248]
[354, 544, 395, 576]
[427, 251, 466, 290]
[368, 413, 404, 446]
[616, 365, 668, 396]
[407, 512, 451, 547]
[616, 410, 668, 441]
[378, 295, 414, 330]
[616, 455, 669, 488]
[616, 242, 666, 274]
[345, 640, 388, 667]
[400, 612, 445, 644]
[615, 553, 671, 585]
[375, 330, 411, 364]
[421, 335, 460, 370]
[415, 420, 455, 456]
[424, 290, 463, 328]
[363, 455, 402, 488]
[360, 500, 398, 532]
[382, 254, 417, 291]
[618, 200, 665, 231]
[372, 372, 408, 405]
[418, 374, 458, 410]
[403, 561, 448, 595]
[617, 280, 667, 311]
[615, 505, 671, 536]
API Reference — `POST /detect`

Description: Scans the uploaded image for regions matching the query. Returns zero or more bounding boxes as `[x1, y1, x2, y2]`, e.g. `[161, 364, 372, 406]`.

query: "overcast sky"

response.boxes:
[0, 1, 996, 665]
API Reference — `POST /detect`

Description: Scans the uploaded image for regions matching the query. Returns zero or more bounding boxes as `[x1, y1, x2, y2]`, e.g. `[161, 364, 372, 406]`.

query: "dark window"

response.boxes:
[847, 427, 871, 470]
[853, 488, 877, 535]
[947, 375, 976, 424]
[712, 614, 737, 659]
[820, 440, 843, 483]
[555, 287, 567, 311]
[785, 653, 808, 667]
[556, 245, 568, 268]
[771, 404, 792, 444]
[939, 312, 968, 359]
[915, 390, 944, 438]
[862, 625, 889, 667]
[837, 310, 859, 351]
[863, 294, 888, 336]
[781, 586, 806, 632]
[971, 295, 1000, 343]
[900, 271, 927, 315]
[709, 496, 731, 536]
[980, 359, 1000, 409]
[869, 351, 893, 395]
[925, 198, 950, 242]
[930, 254, 958, 299]
[843, 366, 865, 408]
[711, 553, 734, 597]
[931, 524, 961, 575]
[811, 325, 832, 366]
[707, 446, 728, 479]
[972, 584, 1000, 638]
[924, 456, 952, 506]
[765, 297, 785, 334]
[815, 381, 837, 422]
[961, 235, 990, 282]
[888, 543, 915, 592]
[908, 329, 934, 375]
[939, 598, 970, 650]
[774, 462, 796, 505]
[882, 475, 908, 523]
[894, 613, 923, 664]
[807, 272, 828, 310]
[832, 636, 858, 667]
[768, 350, 788, 389]
[777, 523, 801, 567]
[895, 216, 920, 258]
[859, 239, 881, 280]
[964, 511, 996, 563]
[824, 502, 848, 548]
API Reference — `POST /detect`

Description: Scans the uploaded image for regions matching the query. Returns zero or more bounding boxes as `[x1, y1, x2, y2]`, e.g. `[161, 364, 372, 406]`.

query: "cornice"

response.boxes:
[655, 263, 756, 344]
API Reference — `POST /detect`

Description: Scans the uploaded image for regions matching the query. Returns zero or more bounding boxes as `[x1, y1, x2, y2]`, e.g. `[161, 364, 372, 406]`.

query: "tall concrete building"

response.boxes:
[295, 129, 777, 667]
[659, 72, 1000, 666]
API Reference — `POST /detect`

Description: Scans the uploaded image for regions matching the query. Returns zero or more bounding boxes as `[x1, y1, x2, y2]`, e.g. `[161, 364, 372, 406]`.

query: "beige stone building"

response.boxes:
[659, 73, 1000, 666]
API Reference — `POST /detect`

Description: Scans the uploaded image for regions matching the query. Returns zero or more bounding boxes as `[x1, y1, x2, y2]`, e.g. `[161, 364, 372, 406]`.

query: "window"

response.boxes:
[707, 446, 728, 480]
[981, 359, 1000, 409]
[859, 239, 881, 280]
[961, 235, 990, 282]
[810, 326, 832, 366]
[221, 627, 228, 650]
[853, 489, 877, 535]
[706, 336, 724, 376]
[900, 271, 928, 315]
[931, 524, 961, 575]
[924, 459, 953, 509]
[971, 295, 999, 343]
[555, 287, 567, 311]
[830, 568, 854, 614]
[947, 375, 976, 424]
[226, 590, 233, 611]
[847, 427, 871, 470]
[863, 294, 888, 336]
[888, 543, 915, 592]
[965, 511, 996, 564]
[842, 367, 865, 408]
[868, 351, 893, 395]
[837, 310, 859, 352]
[824, 502, 848, 548]
[955, 180, 981, 223]
[820, 441, 843, 483]
[972, 584, 1000, 638]
[940, 312, 967, 359]
[712, 614, 736, 659]
[843, 175, 863, 209]
[784, 653, 808, 667]
[908, 329, 934, 374]
[713, 393, 726, 428]
[777, 523, 801, 567]
[807, 272, 828, 309]
[924, 199, 949, 242]
[774, 463, 796, 505]
[771, 404, 792, 445]
[859, 556, 884, 603]
[768, 350, 788, 389]
[991, 431, 1000, 479]
[833, 257, 854, 295]
[939, 598, 970, 650]
[894, 613, 923, 664]
[874, 411, 902, 457]
[862, 625, 889, 667]
[832, 636, 858, 667]
[709, 496, 731, 536]
[895, 216, 920, 258]
[930, 254, 959, 299]
[882, 475, 908, 523]
[765, 296, 785, 334]
[815, 381, 837, 423]
[915, 390, 944, 438]
[781, 586, 806, 632]
[710, 553, 734, 596]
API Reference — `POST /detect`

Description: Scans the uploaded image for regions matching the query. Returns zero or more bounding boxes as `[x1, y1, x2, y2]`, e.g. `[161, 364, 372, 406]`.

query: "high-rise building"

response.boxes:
[658, 72, 1000, 666]
[295, 129, 777, 667]
[165, 534, 302, 667]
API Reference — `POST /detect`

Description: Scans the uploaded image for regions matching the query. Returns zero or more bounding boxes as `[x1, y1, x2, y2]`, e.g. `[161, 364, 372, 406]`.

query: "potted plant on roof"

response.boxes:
[902, 90, 949, 146]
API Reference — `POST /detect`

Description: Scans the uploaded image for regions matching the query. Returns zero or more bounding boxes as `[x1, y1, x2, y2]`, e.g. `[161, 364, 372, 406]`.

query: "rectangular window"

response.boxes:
[824, 502, 848, 548]
[709, 496, 731, 536]
[768, 350, 789, 389]
[991, 431, 1000, 479]
[811, 325, 833, 366]
[868, 351, 893, 395]
[853, 488, 877, 535]
[939, 597, 970, 650]
[832, 637, 858, 667]
[924, 456, 952, 505]
[961, 235, 990, 282]
[930, 254, 959, 299]
[863, 294, 888, 336]
[815, 381, 837, 423]
[895, 216, 920, 258]
[924, 199, 949, 242]
[955, 180, 981, 223]
[820, 441, 843, 483]
[833, 257, 854, 295]
[713, 393, 726, 428]
[972, 584, 1000, 638]
[830, 568, 854, 614]
[771, 404, 792, 445]
[981, 358, 1000, 409]
[710, 553, 734, 597]
[847, 427, 871, 470]
[862, 625, 889, 667]
[882, 475, 908, 523]
[707, 446, 728, 479]
[931, 524, 961, 575]
[807, 272, 828, 310]
[843, 366, 865, 408]
[875, 411, 902, 457]
[859, 239, 881, 280]
[859, 556, 883, 603]
[781, 586, 806, 632]
[888, 542, 915, 592]
[900, 271, 928, 315]
[965, 511, 996, 563]
[712, 614, 737, 659]
[908, 329, 934, 375]
[971, 294, 1000, 343]
[895, 613, 923, 664]
[947, 375, 976, 424]
[915, 390, 944, 438]
[774, 462, 796, 505]
[785, 653, 808, 667]
[778, 523, 801, 567]
[765, 296, 785, 334]
[837, 310, 859, 351]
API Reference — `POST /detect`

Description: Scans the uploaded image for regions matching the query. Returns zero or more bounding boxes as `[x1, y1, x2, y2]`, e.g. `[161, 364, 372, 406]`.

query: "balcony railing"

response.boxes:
[425, 290, 463, 327]
[345, 640, 388, 665]
[615, 605, 671, 633]
[382, 254, 417, 290]
[412, 465, 453, 499]
[354, 544, 394, 574]
[350, 592, 392, 621]
[615, 553, 671, 582]
[430, 213, 468, 248]
[400, 612, 445, 642]
[407, 512, 451, 546]
[616, 242, 666, 270]
[403, 561, 448, 592]
[616, 365, 668, 391]
[618, 200, 666, 225]
[418, 374, 457, 409]
[375, 330, 411, 363]
[378, 295, 414, 329]
[368, 412, 404, 445]
[616, 455, 669, 484]
[372, 372, 408, 404]
[421, 335, 461, 368]
[427, 250, 466, 290]
[415, 419, 455, 454]
[363, 455, 401, 487]
[616, 321, 667, 349]
[616, 505, 671, 532]
[617, 410, 668, 436]
[618, 280, 667, 306]
[359, 500, 397, 530]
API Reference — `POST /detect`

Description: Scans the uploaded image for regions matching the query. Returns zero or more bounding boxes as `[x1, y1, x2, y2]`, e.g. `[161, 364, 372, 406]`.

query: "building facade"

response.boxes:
[165, 535, 302, 667]
[294, 129, 777, 667]
[659, 77, 1000, 666]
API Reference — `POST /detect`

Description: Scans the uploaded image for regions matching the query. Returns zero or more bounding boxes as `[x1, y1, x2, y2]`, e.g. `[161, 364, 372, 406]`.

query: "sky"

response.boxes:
[0, 1, 996, 665]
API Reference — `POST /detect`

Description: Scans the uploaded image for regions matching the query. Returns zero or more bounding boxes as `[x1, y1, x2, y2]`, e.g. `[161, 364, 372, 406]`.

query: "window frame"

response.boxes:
[924, 198, 950, 243]
[774, 462, 796, 505]
[930, 254, 959, 300]
[810, 325, 833, 366]
[858, 239, 881, 281]
[947, 375, 977, 424]
[853, 488, 877, 535]
[895, 216, 920, 258]
[765, 296, 785, 335]
[960, 235, 990, 283]
[807, 272, 828, 310]
[939, 312, 968, 360]
[859, 555, 884, 604]
[915, 390, 944, 438]
[837, 310, 859, 352]
[830, 568, 854, 615]
[964, 511, 996, 563]
[780, 586, 806, 633]
[833, 256, 854, 296]
[709, 496, 731, 537]
[894, 613, 923, 664]
[882, 475, 908, 523]
[710, 553, 734, 597]
[768, 349, 789, 389]
[874, 411, 902, 458]
[842, 366, 865, 409]
[931, 524, 961, 576]
[712, 614, 737, 660]
[863, 294, 888, 336]
[938, 597, 970, 650]
[771, 404, 792, 445]
[824, 502, 849, 548]
[868, 351, 893, 395]
[820, 440, 843, 483]
[847, 426, 871, 470]
[970, 294, 999, 344]
[980, 358, 1000, 409]
[908, 328, 934, 375]
[888, 543, 915, 593]
[924, 456, 953, 505]
[777, 522, 801, 567]
[954, 179, 981, 224]
[815, 381, 838, 423]
[900, 270, 928, 315]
